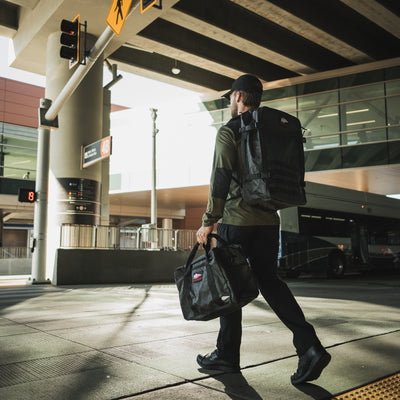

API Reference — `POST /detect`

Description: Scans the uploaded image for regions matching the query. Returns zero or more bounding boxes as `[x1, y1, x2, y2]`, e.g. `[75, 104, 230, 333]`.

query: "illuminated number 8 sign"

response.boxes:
[18, 188, 37, 203]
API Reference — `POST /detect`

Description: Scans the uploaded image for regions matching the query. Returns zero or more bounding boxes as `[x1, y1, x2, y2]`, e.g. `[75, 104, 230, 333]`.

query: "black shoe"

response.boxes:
[291, 344, 331, 385]
[197, 350, 240, 373]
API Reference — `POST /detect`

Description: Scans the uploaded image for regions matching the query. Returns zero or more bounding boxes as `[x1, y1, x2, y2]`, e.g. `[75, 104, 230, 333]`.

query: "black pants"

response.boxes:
[216, 223, 320, 365]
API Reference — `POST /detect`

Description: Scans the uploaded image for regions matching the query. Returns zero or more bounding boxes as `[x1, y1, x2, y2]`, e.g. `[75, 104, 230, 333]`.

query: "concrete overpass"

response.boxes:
[2, 0, 400, 92]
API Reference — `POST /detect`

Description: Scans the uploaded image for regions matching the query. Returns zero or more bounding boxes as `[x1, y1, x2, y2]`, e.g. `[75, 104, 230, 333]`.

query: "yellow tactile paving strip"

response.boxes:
[332, 372, 400, 399]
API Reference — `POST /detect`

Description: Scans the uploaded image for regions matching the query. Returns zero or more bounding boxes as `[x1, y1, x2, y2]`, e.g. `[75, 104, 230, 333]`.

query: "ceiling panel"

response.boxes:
[375, 0, 400, 17]
[2, 0, 400, 92]
[138, 18, 299, 82]
[173, 0, 354, 72]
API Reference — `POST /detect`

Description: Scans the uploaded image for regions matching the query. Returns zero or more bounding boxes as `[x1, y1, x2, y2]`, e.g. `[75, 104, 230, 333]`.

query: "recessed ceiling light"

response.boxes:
[172, 60, 180, 75]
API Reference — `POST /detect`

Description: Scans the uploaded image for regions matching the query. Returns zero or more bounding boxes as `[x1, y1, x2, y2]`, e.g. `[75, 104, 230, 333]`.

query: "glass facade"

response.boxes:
[0, 122, 37, 180]
[201, 66, 400, 172]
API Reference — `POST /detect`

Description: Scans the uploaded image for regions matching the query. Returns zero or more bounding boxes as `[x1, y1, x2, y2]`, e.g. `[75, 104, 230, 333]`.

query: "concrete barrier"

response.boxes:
[53, 248, 192, 285]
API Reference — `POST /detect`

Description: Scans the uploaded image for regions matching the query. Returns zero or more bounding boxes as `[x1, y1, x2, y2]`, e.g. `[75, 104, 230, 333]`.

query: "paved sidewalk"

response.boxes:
[0, 275, 399, 399]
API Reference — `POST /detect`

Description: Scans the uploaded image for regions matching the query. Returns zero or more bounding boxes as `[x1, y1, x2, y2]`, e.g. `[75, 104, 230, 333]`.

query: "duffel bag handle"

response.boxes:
[185, 233, 228, 269]
[185, 242, 201, 269]
[207, 233, 228, 246]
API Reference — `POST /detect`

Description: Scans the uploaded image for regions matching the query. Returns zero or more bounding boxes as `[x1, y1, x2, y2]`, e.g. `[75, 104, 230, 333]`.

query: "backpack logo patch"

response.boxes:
[193, 273, 203, 282]
[280, 117, 289, 126]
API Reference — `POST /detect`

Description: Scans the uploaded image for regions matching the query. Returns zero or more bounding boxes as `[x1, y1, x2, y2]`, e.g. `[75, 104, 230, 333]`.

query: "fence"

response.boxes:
[59, 224, 198, 251]
[0, 247, 32, 276]
[0, 247, 31, 259]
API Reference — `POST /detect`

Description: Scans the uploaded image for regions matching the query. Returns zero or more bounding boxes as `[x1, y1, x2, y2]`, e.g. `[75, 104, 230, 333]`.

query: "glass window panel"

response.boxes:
[389, 141, 400, 164]
[340, 83, 384, 102]
[1, 149, 37, 164]
[388, 126, 400, 140]
[297, 78, 338, 96]
[262, 98, 296, 114]
[385, 66, 400, 81]
[297, 91, 339, 109]
[342, 143, 387, 168]
[304, 148, 342, 171]
[1, 135, 37, 179]
[342, 128, 386, 145]
[303, 134, 340, 150]
[3, 166, 36, 180]
[386, 94, 400, 126]
[2, 136, 37, 151]
[202, 98, 227, 112]
[298, 105, 339, 136]
[207, 109, 229, 127]
[261, 86, 296, 102]
[340, 98, 385, 131]
[386, 80, 400, 96]
[340, 70, 385, 89]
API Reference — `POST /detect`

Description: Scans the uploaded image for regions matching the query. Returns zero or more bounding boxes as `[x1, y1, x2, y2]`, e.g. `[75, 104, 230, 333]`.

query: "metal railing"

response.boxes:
[59, 224, 198, 251]
[0, 247, 32, 259]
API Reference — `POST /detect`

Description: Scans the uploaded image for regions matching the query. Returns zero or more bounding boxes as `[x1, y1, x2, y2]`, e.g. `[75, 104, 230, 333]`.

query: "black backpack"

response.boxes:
[237, 106, 306, 210]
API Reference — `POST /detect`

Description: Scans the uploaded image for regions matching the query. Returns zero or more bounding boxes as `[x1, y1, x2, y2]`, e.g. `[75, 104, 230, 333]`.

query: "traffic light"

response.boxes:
[60, 15, 80, 68]
[18, 188, 37, 203]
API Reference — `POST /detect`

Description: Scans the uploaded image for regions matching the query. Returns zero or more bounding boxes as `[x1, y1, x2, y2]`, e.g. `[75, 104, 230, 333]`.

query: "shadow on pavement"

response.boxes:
[294, 382, 333, 400]
[282, 272, 400, 309]
[57, 285, 153, 400]
[0, 284, 153, 400]
[209, 372, 264, 400]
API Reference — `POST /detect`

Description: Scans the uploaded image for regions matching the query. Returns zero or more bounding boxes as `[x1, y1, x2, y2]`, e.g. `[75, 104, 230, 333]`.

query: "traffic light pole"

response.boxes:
[31, 109, 52, 283]
[31, 1, 140, 283]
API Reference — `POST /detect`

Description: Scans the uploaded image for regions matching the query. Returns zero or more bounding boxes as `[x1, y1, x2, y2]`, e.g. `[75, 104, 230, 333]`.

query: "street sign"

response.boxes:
[141, 0, 158, 14]
[82, 136, 112, 168]
[106, 0, 133, 36]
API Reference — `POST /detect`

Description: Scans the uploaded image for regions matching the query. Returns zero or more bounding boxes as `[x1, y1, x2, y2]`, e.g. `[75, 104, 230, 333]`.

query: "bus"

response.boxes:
[278, 182, 400, 278]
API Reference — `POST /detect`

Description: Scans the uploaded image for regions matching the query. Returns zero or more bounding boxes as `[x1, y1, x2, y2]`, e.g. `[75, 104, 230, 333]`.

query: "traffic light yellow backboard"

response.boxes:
[106, 0, 133, 36]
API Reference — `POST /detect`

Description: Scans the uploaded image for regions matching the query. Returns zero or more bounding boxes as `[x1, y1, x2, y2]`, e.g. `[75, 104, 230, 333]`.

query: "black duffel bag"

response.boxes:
[174, 234, 259, 321]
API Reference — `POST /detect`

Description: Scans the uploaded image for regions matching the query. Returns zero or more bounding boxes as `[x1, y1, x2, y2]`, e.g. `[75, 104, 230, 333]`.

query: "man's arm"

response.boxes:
[197, 126, 237, 243]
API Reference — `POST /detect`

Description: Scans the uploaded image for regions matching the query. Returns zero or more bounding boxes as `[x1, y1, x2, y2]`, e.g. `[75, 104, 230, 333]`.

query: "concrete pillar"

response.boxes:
[162, 218, 173, 249]
[162, 218, 172, 229]
[45, 32, 104, 279]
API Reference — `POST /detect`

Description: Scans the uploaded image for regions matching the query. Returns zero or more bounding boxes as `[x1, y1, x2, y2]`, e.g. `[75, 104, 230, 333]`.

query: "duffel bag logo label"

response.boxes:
[280, 117, 289, 126]
[193, 273, 203, 282]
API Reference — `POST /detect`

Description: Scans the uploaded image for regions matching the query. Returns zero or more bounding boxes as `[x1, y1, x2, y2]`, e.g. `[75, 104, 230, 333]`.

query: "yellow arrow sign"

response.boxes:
[106, 0, 133, 36]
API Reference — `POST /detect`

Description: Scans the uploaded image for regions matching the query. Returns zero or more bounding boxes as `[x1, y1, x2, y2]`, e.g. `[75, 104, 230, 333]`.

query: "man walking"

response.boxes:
[196, 74, 331, 385]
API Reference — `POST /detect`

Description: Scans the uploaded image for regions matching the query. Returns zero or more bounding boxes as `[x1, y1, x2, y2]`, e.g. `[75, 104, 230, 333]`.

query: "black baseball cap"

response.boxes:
[222, 74, 263, 100]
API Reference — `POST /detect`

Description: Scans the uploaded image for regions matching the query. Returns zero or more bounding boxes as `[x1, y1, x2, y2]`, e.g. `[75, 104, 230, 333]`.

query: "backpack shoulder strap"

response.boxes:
[225, 115, 241, 141]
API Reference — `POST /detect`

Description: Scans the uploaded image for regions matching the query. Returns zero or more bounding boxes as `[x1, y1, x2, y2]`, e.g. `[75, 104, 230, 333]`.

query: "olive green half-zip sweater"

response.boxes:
[202, 110, 280, 227]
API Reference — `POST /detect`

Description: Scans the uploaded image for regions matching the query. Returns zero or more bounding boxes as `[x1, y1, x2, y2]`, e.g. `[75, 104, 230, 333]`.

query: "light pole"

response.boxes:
[150, 108, 159, 249]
